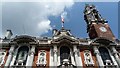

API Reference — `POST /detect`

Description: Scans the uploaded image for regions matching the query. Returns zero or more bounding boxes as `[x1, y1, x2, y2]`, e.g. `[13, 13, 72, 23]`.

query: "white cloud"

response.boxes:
[2, 0, 119, 2]
[2, 0, 75, 36]
[36, 1, 74, 35]
[38, 20, 52, 35]
[2, 0, 74, 2]
[0, 2, 2, 38]
[61, 11, 67, 19]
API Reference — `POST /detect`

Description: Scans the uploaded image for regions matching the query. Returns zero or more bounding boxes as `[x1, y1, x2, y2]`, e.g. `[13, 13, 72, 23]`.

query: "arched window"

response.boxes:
[99, 47, 112, 65]
[60, 46, 70, 64]
[16, 46, 29, 66]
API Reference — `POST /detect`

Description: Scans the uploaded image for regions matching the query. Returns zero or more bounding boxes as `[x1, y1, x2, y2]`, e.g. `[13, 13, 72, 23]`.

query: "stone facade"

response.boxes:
[0, 4, 120, 68]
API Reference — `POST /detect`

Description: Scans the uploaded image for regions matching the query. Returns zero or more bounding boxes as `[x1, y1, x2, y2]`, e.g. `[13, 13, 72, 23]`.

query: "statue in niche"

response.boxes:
[39, 52, 45, 63]
[36, 50, 47, 66]
[84, 50, 94, 66]
[85, 52, 91, 62]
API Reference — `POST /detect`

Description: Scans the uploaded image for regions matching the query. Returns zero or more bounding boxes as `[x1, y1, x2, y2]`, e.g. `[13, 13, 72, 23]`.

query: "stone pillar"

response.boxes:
[26, 46, 35, 67]
[5, 45, 15, 67]
[50, 47, 54, 67]
[71, 51, 75, 66]
[53, 45, 58, 67]
[107, 48, 118, 67]
[57, 55, 60, 66]
[10, 49, 18, 66]
[73, 45, 82, 67]
[93, 46, 104, 67]
[111, 46, 120, 66]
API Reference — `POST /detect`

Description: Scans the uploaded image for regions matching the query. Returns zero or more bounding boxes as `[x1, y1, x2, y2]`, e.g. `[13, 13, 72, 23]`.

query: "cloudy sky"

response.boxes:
[1, 0, 120, 39]
[118, 1, 120, 39]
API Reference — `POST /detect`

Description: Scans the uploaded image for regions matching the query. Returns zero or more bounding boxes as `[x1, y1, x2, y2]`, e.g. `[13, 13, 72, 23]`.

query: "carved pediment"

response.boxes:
[92, 37, 115, 45]
[52, 35, 79, 44]
[53, 28, 72, 37]
[12, 35, 36, 43]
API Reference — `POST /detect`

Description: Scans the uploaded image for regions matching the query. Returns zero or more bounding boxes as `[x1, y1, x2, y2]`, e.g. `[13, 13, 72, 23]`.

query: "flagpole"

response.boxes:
[62, 22, 64, 28]
[61, 17, 64, 29]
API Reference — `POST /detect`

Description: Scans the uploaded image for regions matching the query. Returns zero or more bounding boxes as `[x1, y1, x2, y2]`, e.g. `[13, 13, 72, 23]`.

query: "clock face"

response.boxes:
[99, 27, 107, 32]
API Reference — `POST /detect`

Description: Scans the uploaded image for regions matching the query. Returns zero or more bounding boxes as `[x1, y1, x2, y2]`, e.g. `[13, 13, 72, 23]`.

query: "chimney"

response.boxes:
[5, 30, 13, 39]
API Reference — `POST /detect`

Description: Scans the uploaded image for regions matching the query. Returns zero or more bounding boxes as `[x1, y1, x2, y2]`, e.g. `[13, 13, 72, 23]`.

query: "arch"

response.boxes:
[99, 47, 112, 65]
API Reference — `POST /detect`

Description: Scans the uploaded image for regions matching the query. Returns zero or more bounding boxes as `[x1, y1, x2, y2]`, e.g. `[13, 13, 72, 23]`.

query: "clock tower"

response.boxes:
[84, 4, 115, 41]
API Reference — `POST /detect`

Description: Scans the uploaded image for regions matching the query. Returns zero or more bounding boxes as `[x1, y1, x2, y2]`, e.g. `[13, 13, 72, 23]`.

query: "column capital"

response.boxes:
[94, 50, 100, 55]
[111, 46, 118, 55]
[29, 51, 35, 55]
[53, 45, 57, 53]
[9, 51, 13, 55]
[73, 45, 78, 53]
[93, 46, 100, 55]
[29, 46, 35, 55]
[9, 45, 15, 54]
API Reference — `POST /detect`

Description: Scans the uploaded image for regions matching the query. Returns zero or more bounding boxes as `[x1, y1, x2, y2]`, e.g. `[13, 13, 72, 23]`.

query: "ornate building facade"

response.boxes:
[0, 4, 120, 68]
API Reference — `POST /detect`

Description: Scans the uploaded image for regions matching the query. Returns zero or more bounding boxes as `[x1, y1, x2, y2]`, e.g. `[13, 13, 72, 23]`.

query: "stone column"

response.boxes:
[26, 46, 35, 67]
[107, 48, 118, 67]
[111, 46, 120, 66]
[73, 45, 83, 68]
[71, 51, 75, 66]
[5, 45, 15, 67]
[10, 49, 18, 66]
[93, 46, 104, 67]
[50, 47, 54, 67]
[53, 45, 58, 67]
[57, 52, 60, 66]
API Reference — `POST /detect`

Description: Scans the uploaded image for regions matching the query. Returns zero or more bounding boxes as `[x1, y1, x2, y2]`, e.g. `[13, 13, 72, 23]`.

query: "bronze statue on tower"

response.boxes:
[84, 4, 115, 41]
[84, 4, 107, 33]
